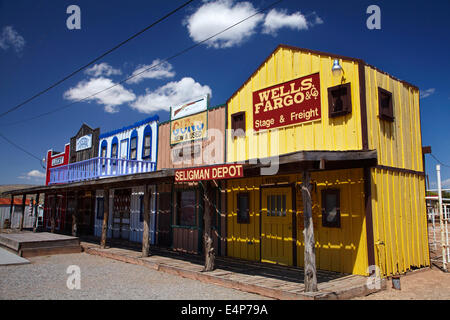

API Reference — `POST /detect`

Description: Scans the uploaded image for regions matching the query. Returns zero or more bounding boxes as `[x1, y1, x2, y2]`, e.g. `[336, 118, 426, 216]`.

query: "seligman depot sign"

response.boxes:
[175, 164, 243, 182]
[253, 73, 321, 131]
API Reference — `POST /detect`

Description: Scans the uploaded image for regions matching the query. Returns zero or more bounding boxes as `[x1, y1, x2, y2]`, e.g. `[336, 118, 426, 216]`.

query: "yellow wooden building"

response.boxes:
[225, 44, 429, 277]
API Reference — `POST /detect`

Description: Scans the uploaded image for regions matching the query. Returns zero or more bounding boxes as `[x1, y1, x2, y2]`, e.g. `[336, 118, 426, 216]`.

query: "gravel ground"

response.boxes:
[0, 253, 270, 300]
[354, 268, 450, 300]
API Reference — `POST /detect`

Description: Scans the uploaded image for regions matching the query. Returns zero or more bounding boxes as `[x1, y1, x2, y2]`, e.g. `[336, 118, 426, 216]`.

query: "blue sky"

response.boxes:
[0, 0, 449, 187]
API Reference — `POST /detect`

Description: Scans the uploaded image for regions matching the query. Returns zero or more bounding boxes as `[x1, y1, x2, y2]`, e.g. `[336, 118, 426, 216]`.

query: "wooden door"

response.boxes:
[157, 192, 172, 246]
[261, 187, 293, 266]
[113, 189, 131, 239]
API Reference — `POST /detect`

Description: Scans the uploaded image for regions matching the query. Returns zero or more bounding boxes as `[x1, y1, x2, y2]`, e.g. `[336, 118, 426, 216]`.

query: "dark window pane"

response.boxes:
[177, 190, 196, 226]
[97, 198, 104, 220]
[237, 193, 249, 224]
[139, 195, 144, 222]
[322, 190, 341, 228]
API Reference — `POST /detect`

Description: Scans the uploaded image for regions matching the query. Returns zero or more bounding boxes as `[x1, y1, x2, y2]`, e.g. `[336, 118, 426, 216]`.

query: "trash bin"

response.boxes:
[392, 275, 401, 290]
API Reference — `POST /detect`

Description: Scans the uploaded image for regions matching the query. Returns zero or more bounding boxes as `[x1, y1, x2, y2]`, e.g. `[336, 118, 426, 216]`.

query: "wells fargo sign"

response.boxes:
[175, 164, 243, 182]
[170, 111, 207, 145]
[253, 73, 321, 131]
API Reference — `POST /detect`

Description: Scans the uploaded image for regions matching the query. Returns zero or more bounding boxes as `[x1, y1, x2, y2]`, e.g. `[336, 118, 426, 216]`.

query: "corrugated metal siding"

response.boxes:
[157, 106, 226, 169]
[364, 66, 423, 171]
[364, 66, 429, 275]
[94, 187, 156, 244]
[298, 169, 368, 275]
[371, 168, 429, 276]
[226, 169, 369, 275]
[172, 227, 199, 254]
[0, 204, 36, 229]
[227, 47, 363, 163]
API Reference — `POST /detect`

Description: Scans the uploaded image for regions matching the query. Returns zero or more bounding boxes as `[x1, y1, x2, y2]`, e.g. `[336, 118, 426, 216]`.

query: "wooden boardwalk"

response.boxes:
[0, 231, 81, 257]
[81, 240, 386, 300]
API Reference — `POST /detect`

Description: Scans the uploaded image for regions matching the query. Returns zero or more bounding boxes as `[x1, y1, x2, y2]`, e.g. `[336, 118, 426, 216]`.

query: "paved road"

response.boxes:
[0, 253, 270, 300]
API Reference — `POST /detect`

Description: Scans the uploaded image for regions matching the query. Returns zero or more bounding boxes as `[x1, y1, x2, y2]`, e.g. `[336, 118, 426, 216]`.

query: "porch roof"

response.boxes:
[3, 149, 377, 196]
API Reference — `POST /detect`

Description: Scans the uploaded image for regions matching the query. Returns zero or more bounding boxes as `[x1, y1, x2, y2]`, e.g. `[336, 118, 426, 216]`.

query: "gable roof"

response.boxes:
[226, 44, 418, 104]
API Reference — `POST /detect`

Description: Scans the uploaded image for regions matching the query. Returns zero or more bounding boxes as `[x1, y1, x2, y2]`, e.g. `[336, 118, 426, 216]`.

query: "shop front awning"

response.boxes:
[242, 149, 378, 177]
[2, 150, 377, 196]
[2, 168, 176, 196]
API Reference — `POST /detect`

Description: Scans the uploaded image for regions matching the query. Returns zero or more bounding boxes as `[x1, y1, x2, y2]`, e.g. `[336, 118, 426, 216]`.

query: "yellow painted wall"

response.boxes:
[370, 167, 429, 276]
[364, 66, 423, 171]
[226, 169, 369, 275]
[227, 46, 363, 163]
[364, 66, 429, 275]
[297, 169, 368, 275]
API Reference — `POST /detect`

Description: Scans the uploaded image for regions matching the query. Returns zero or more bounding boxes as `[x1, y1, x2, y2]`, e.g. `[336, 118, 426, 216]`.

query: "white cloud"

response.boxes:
[63, 77, 136, 113]
[420, 88, 435, 99]
[131, 77, 212, 113]
[127, 59, 175, 84]
[0, 26, 25, 53]
[309, 11, 324, 26]
[19, 170, 45, 182]
[84, 63, 122, 77]
[262, 9, 309, 36]
[184, 0, 264, 48]
[442, 178, 450, 188]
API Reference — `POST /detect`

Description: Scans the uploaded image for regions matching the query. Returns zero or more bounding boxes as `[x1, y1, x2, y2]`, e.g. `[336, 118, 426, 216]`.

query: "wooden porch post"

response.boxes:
[203, 181, 215, 272]
[101, 188, 110, 248]
[142, 185, 151, 257]
[8, 195, 14, 229]
[50, 194, 56, 233]
[72, 191, 79, 236]
[19, 194, 26, 231]
[33, 193, 40, 232]
[302, 170, 318, 292]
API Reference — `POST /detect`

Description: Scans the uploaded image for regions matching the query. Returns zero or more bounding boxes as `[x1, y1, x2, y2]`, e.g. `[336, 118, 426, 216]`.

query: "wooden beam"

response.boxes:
[33, 193, 40, 232]
[8, 195, 13, 229]
[101, 188, 110, 248]
[202, 181, 215, 272]
[50, 194, 56, 233]
[19, 194, 26, 231]
[72, 191, 79, 236]
[302, 170, 318, 292]
[142, 185, 151, 257]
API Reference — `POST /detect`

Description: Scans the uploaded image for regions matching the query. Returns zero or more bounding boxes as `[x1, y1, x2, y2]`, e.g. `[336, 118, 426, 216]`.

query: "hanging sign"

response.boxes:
[170, 111, 207, 145]
[76, 134, 92, 151]
[171, 95, 208, 120]
[51, 156, 64, 166]
[175, 164, 244, 182]
[253, 73, 321, 131]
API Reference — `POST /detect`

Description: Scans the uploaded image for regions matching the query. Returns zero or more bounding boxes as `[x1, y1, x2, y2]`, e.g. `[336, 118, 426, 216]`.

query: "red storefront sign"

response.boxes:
[175, 164, 243, 182]
[253, 73, 321, 131]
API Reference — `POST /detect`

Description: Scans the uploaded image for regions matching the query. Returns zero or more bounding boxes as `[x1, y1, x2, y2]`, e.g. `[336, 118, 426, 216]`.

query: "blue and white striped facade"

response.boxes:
[98, 114, 158, 168]
[94, 186, 157, 245]
[94, 115, 159, 244]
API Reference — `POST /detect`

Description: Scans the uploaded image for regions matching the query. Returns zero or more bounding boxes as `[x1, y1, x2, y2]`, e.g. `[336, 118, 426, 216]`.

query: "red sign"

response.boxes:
[253, 73, 321, 131]
[175, 164, 243, 182]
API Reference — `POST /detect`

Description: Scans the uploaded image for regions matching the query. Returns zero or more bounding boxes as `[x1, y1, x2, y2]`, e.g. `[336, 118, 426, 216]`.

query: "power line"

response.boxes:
[429, 153, 450, 168]
[1, 0, 283, 128]
[0, 132, 43, 162]
[0, 0, 196, 120]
